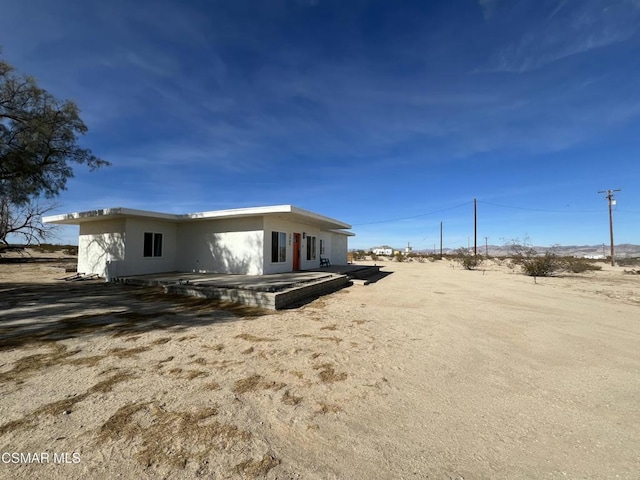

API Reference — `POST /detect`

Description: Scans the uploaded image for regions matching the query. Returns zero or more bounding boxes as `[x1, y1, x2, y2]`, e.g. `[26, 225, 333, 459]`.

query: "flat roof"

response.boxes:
[44, 204, 352, 231]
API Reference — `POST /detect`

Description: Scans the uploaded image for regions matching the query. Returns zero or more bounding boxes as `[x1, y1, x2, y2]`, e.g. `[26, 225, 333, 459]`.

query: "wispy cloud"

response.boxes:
[486, 0, 640, 72]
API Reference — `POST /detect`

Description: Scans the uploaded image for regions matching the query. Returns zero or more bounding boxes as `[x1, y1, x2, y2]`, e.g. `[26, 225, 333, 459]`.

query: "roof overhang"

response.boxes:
[44, 204, 352, 231]
[43, 207, 181, 225]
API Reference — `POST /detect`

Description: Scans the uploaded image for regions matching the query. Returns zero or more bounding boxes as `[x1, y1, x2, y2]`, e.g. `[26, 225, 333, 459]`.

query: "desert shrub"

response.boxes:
[453, 248, 483, 270]
[35, 243, 60, 253]
[617, 257, 640, 267]
[370, 253, 379, 261]
[63, 246, 78, 256]
[562, 257, 602, 273]
[394, 252, 406, 262]
[521, 252, 561, 276]
[508, 240, 561, 277]
[351, 250, 367, 261]
[492, 257, 505, 267]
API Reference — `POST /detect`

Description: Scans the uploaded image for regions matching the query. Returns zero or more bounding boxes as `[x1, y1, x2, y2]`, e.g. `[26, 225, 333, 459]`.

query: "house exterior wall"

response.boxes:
[330, 233, 349, 264]
[120, 218, 178, 276]
[176, 217, 264, 275]
[318, 233, 332, 262]
[78, 219, 126, 276]
[73, 212, 350, 277]
[263, 217, 323, 274]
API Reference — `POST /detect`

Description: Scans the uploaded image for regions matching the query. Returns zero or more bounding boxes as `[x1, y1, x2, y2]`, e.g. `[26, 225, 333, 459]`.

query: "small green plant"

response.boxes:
[453, 248, 483, 270]
[394, 252, 406, 262]
[370, 253, 379, 261]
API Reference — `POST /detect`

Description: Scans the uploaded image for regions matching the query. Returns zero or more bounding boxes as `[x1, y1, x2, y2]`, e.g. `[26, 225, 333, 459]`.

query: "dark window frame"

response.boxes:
[143, 232, 163, 258]
[306, 236, 316, 261]
[271, 231, 287, 263]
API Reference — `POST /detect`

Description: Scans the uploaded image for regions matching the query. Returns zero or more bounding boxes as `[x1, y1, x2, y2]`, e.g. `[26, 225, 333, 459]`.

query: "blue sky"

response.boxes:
[2, 0, 639, 250]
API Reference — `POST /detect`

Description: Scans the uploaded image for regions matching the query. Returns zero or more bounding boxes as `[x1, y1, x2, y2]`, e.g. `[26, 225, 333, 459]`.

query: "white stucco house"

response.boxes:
[44, 205, 354, 278]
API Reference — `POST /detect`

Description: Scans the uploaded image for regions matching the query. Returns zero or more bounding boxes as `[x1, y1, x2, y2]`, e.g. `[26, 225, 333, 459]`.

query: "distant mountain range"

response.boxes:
[413, 244, 640, 258]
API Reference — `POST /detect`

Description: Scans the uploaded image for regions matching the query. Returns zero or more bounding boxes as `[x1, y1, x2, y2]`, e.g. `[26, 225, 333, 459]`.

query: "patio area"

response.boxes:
[115, 264, 381, 309]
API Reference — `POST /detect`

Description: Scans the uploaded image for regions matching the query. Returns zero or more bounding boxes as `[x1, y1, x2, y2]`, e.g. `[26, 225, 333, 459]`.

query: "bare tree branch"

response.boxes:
[0, 197, 58, 245]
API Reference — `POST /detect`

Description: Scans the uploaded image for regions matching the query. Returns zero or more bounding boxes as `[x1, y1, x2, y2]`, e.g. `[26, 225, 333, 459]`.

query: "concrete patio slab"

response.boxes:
[114, 264, 382, 309]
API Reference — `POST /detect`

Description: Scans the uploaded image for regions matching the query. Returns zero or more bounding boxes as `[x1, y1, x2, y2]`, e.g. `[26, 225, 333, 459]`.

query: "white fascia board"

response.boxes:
[43, 207, 181, 225]
[327, 229, 356, 237]
[289, 206, 352, 230]
[183, 205, 352, 230]
[181, 205, 294, 220]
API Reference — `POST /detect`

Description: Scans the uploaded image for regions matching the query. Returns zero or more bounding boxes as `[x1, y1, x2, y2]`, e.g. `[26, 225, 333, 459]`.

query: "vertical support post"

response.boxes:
[599, 189, 621, 267]
[474, 198, 477, 256]
[608, 195, 615, 266]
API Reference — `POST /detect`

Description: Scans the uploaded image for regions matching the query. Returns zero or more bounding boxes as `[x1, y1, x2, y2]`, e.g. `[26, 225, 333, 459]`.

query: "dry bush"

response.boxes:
[394, 252, 406, 262]
[618, 257, 640, 267]
[453, 248, 483, 270]
[508, 240, 561, 277]
[562, 257, 603, 273]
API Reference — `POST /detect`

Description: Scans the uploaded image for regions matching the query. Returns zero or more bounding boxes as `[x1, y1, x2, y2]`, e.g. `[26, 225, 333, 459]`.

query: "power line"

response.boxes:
[477, 200, 600, 214]
[352, 201, 473, 226]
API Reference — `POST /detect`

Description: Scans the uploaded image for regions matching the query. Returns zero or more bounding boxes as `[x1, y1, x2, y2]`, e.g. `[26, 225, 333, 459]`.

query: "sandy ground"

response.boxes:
[0, 252, 639, 479]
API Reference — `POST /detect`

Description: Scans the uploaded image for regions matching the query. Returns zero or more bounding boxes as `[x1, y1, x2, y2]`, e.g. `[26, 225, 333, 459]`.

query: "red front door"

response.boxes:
[293, 233, 301, 271]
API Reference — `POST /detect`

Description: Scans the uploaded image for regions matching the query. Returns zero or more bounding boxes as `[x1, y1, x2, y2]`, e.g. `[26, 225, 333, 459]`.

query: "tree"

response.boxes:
[0, 197, 57, 245]
[0, 54, 108, 243]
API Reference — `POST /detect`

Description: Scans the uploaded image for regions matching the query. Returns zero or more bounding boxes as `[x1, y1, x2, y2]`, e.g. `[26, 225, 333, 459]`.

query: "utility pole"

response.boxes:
[440, 221, 443, 260]
[474, 198, 477, 256]
[484, 236, 489, 256]
[598, 189, 621, 266]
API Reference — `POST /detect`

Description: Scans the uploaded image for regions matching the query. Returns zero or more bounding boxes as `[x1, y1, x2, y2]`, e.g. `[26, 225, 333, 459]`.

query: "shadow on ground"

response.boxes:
[362, 271, 394, 284]
[0, 281, 269, 350]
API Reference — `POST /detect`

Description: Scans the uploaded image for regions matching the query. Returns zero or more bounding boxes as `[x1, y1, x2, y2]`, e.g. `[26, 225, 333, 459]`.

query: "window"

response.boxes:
[143, 232, 163, 257]
[271, 231, 287, 263]
[320, 239, 326, 255]
[306, 236, 316, 261]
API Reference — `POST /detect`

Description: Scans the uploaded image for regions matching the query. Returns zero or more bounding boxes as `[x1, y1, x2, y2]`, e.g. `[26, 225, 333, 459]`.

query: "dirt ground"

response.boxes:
[0, 251, 639, 479]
